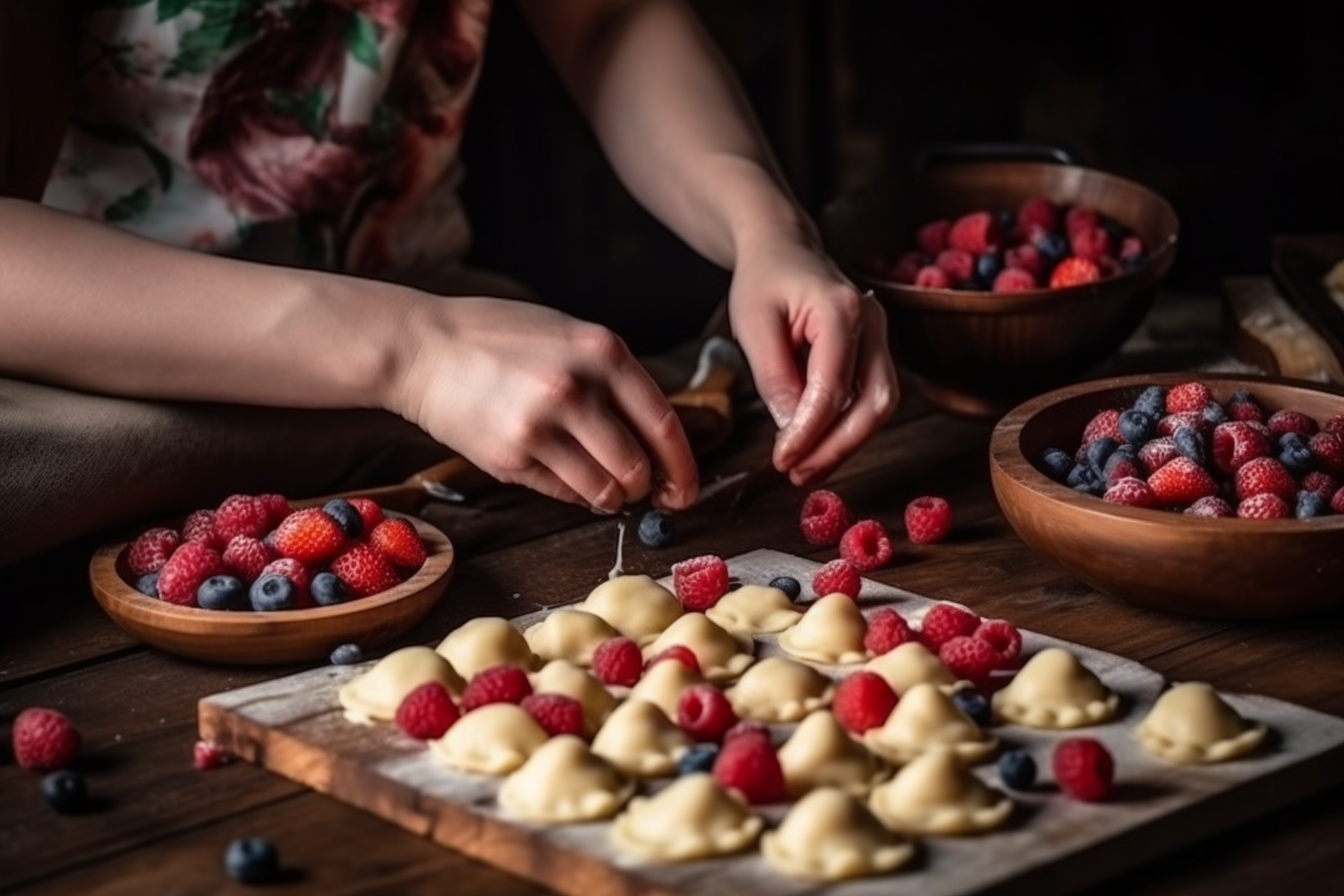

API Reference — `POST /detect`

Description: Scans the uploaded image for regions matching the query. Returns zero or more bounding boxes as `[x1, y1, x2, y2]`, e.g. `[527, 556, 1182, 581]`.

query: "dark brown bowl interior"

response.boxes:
[989, 373, 1344, 618]
[822, 162, 1179, 417]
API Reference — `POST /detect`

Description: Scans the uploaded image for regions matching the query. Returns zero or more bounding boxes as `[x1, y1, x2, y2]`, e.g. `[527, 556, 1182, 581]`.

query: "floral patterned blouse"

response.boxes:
[42, 0, 493, 279]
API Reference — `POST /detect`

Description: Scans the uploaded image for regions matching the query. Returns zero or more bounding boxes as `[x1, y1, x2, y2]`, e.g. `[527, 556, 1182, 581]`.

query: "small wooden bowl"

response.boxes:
[89, 515, 454, 665]
[989, 373, 1344, 618]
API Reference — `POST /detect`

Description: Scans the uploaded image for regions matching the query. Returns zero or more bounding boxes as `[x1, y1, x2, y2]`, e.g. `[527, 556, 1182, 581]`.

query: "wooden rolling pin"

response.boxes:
[1223, 275, 1344, 385]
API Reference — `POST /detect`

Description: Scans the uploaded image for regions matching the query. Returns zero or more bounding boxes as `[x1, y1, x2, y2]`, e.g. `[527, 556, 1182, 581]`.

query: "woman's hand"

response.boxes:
[392, 295, 700, 513]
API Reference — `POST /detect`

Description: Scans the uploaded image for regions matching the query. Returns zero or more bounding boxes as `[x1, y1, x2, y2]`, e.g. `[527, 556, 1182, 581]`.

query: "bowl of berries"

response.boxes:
[821, 146, 1179, 418]
[988, 372, 1344, 618]
[88, 493, 455, 665]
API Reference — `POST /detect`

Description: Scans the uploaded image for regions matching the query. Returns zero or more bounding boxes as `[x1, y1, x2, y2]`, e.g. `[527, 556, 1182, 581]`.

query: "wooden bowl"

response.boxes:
[989, 373, 1344, 618]
[89, 514, 454, 665]
[821, 161, 1179, 419]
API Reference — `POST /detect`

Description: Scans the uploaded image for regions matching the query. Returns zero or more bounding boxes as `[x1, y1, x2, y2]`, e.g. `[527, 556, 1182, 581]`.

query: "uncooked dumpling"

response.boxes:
[435, 616, 536, 679]
[578, 574, 683, 645]
[865, 641, 961, 694]
[762, 787, 915, 881]
[530, 659, 617, 737]
[626, 656, 704, 722]
[1136, 681, 1267, 764]
[497, 734, 635, 823]
[642, 612, 754, 682]
[610, 773, 762, 861]
[428, 703, 549, 776]
[706, 583, 802, 636]
[726, 656, 834, 723]
[778, 593, 868, 665]
[777, 710, 892, 798]
[523, 608, 621, 666]
[863, 682, 998, 765]
[992, 647, 1119, 729]
[590, 698, 692, 778]
[338, 645, 465, 722]
[868, 747, 1014, 836]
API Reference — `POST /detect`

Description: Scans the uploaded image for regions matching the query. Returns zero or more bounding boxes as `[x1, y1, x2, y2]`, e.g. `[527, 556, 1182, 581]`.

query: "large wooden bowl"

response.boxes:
[989, 373, 1344, 618]
[89, 514, 454, 665]
[821, 161, 1179, 419]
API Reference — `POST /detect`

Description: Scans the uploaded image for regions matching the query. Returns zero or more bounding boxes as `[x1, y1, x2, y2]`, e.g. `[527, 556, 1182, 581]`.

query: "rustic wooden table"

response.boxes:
[3, 291, 1342, 896]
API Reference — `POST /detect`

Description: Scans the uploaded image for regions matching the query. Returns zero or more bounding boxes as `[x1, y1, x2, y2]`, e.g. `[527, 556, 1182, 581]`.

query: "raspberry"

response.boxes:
[863, 606, 915, 655]
[1309, 432, 1344, 477]
[1333, 486, 1344, 515]
[1069, 225, 1112, 262]
[181, 509, 222, 548]
[1266, 408, 1318, 440]
[938, 635, 1001, 687]
[919, 602, 980, 651]
[670, 554, 730, 611]
[1234, 456, 1298, 503]
[330, 543, 402, 597]
[193, 739, 234, 770]
[1080, 408, 1124, 447]
[1138, 437, 1180, 474]
[904, 495, 952, 545]
[947, 211, 1000, 254]
[887, 251, 923, 284]
[1324, 413, 1344, 435]
[257, 493, 293, 527]
[838, 519, 894, 572]
[831, 671, 898, 734]
[214, 494, 270, 542]
[272, 507, 347, 566]
[1146, 456, 1218, 507]
[1156, 410, 1205, 437]
[811, 558, 861, 600]
[935, 248, 976, 283]
[1017, 196, 1059, 233]
[1102, 476, 1157, 508]
[1299, 470, 1339, 498]
[798, 489, 851, 546]
[723, 720, 771, 744]
[915, 218, 950, 255]
[259, 557, 314, 607]
[1005, 241, 1046, 277]
[974, 618, 1022, 665]
[1225, 393, 1265, 422]
[346, 497, 385, 533]
[11, 707, 81, 771]
[369, 517, 428, 569]
[992, 267, 1037, 291]
[1237, 493, 1291, 520]
[157, 541, 226, 605]
[222, 535, 272, 583]
[646, 644, 702, 676]
[1211, 421, 1271, 475]
[675, 683, 739, 743]
[1065, 206, 1099, 236]
[1184, 495, 1234, 518]
[1052, 737, 1115, 802]
[1165, 381, 1212, 415]
[914, 265, 951, 289]
[1048, 256, 1101, 288]
[520, 693, 585, 738]
[591, 636, 643, 687]
[459, 664, 533, 713]
[126, 527, 181, 577]
[712, 725, 786, 804]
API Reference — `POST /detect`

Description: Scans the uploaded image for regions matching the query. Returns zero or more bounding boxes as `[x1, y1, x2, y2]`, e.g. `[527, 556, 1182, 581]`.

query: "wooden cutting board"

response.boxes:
[198, 550, 1344, 896]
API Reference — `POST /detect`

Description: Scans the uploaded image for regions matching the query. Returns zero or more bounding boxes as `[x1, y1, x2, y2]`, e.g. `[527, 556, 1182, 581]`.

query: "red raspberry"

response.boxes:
[904, 495, 952, 545]
[1165, 381, 1213, 415]
[1324, 413, 1344, 435]
[1300, 470, 1340, 498]
[914, 265, 952, 289]
[712, 725, 787, 804]
[1080, 408, 1124, 447]
[214, 494, 270, 542]
[864, 606, 915, 655]
[1102, 476, 1157, 508]
[222, 535, 273, 583]
[1309, 432, 1344, 477]
[1226, 395, 1265, 422]
[947, 211, 1000, 255]
[670, 554, 730, 611]
[1234, 456, 1298, 503]
[831, 670, 899, 734]
[272, 507, 347, 566]
[520, 693, 585, 738]
[1004, 242, 1045, 277]
[1049, 256, 1101, 288]
[811, 558, 861, 600]
[799, 489, 852, 546]
[1236, 493, 1291, 520]
[1332, 486, 1344, 515]
[259, 557, 314, 606]
[1156, 410, 1205, 437]
[915, 218, 950, 255]
[919, 602, 980, 651]
[369, 517, 428, 569]
[1069, 225, 1112, 262]
[1103, 456, 1144, 488]
[192, 739, 234, 770]
[646, 644, 702, 676]
[676, 683, 739, 743]
[257, 493, 294, 527]
[838, 519, 894, 572]
[395, 681, 460, 739]
[346, 497, 385, 533]
[1119, 235, 1146, 259]
[1183, 496, 1234, 518]
[1052, 737, 1115, 802]
[1064, 206, 1099, 236]
[974, 618, 1022, 665]
[329, 544, 402, 597]
[1017, 196, 1059, 232]
[591, 636, 644, 687]
[1211, 421, 1271, 475]
[181, 509, 221, 549]
[1266, 408, 1318, 440]
[888, 251, 923, 284]
[722, 720, 770, 744]
[938, 635, 1001, 687]
[11, 707, 81, 771]
[1146, 456, 1218, 507]
[935, 248, 975, 283]
[157, 541, 226, 605]
[992, 267, 1037, 292]
[126, 527, 181, 577]
[1137, 437, 1180, 474]
[459, 664, 533, 713]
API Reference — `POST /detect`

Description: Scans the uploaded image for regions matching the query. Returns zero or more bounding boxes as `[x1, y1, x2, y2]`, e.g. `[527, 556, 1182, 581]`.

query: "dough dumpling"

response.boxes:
[338, 646, 465, 722]
[1136, 681, 1267, 764]
[429, 703, 549, 776]
[435, 616, 536, 679]
[579, 574, 683, 645]
[642, 613, 754, 682]
[992, 647, 1119, 729]
[863, 682, 998, 765]
[523, 608, 621, 666]
[778, 593, 867, 665]
[610, 773, 762, 861]
[705, 584, 802, 636]
[726, 656, 833, 723]
[590, 698, 692, 778]
[762, 787, 915, 881]
[778, 710, 891, 798]
[497, 734, 635, 823]
[868, 747, 1013, 836]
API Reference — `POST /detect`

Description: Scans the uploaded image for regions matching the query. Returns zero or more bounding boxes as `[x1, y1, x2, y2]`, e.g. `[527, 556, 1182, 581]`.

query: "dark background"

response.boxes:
[460, 1, 1344, 355]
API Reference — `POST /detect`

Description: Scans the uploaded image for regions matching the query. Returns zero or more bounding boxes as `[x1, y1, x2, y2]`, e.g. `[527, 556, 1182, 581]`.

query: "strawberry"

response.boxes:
[1146, 456, 1218, 507]
[1156, 410, 1206, 437]
[157, 542, 226, 605]
[1138, 437, 1181, 474]
[369, 517, 428, 569]
[329, 544, 402, 597]
[1048, 256, 1101, 288]
[831, 671, 898, 734]
[1103, 476, 1157, 508]
[346, 497, 385, 533]
[126, 527, 181, 577]
[1080, 408, 1124, 447]
[947, 211, 1000, 255]
[12, 707, 81, 771]
[214, 494, 270, 542]
[1184, 495, 1234, 518]
[272, 507, 347, 566]
[1234, 456, 1297, 503]
[670, 554, 730, 611]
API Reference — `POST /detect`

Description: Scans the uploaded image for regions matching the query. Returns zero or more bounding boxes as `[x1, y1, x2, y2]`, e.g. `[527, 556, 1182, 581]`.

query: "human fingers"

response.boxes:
[604, 354, 700, 511]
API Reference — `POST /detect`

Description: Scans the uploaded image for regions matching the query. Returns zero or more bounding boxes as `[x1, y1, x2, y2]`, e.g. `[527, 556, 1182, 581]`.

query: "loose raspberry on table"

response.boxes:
[214, 494, 270, 543]
[369, 517, 428, 569]
[864, 606, 915, 655]
[1237, 493, 1292, 520]
[1146, 456, 1218, 507]
[157, 541, 226, 606]
[646, 644, 702, 676]
[272, 507, 347, 567]
[670, 554, 731, 611]
[1052, 737, 1115, 802]
[520, 693, 585, 738]
[798, 489, 852, 546]
[1184, 495, 1234, 518]
[676, 683, 739, 743]
[974, 618, 1022, 665]
[1102, 476, 1157, 508]
[591, 636, 644, 687]
[904, 495, 952, 545]
[838, 519, 894, 572]
[346, 497, 385, 533]
[193, 739, 234, 771]
[459, 664, 533, 713]
[938, 635, 1001, 688]
[811, 558, 861, 600]
[831, 670, 898, 734]
[919, 602, 981, 651]
[330, 543, 402, 597]
[1234, 456, 1298, 503]
[259, 557, 314, 607]
[1165, 381, 1213, 415]
[12, 707, 82, 771]
[395, 682, 460, 739]
[126, 527, 181, 578]
[222, 535, 273, 583]
[1211, 421, 1271, 475]
[712, 724, 787, 804]
[1048, 256, 1101, 288]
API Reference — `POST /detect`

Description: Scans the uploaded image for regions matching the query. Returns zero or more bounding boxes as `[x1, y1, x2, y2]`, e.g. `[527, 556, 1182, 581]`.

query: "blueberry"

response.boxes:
[1230, 389, 1254, 405]
[224, 837, 281, 884]
[322, 498, 363, 537]
[1121, 252, 1147, 273]
[310, 571, 350, 607]
[1117, 409, 1156, 446]
[768, 575, 802, 602]
[197, 574, 247, 611]
[1133, 385, 1167, 420]
[951, 689, 991, 727]
[676, 743, 719, 775]
[1296, 491, 1328, 520]
[974, 250, 1003, 288]
[1201, 402, 1228, 428]
[1038, 447, 1073, 481]
[330, 643, 364, 665]
[1277, 434, 1313, 474]
[1085, 436, 1119, 472]
[1172, 426, 1205, 464]
[1067, 463, 1102, 495]
[997, 749, 1038, 791]
[249, 573, 296, 612]
[995, 209, 1016, 232]
[636, 509, 676, 548]
[42, 769, 88, 814]
[1032, 230, 1068, 262]
[135, 572, 161, 598]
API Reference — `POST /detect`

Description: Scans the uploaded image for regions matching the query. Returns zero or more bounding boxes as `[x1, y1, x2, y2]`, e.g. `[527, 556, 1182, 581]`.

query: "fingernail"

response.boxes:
[589, 504, 618, 516]
[765, 399, 792, 429]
